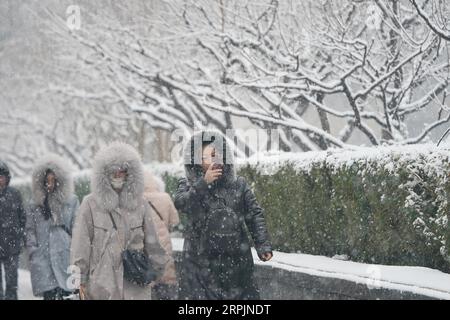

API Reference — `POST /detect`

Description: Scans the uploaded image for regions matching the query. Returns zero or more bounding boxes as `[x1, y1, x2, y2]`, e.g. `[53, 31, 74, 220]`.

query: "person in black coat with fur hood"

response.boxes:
[174, 131, 273, 300]
[0, 161, 26, 300]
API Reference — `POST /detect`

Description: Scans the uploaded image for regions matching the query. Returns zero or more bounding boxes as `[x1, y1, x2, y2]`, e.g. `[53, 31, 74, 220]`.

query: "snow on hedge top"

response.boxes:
[240, 143, 450, 176]
[11, 143, 450, 187]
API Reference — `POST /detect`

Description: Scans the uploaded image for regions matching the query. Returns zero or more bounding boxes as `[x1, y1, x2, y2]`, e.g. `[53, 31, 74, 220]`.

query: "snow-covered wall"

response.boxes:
[171, 238, 449, 300]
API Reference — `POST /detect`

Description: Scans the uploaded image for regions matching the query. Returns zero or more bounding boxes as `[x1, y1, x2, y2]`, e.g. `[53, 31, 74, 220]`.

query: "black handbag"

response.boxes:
[108, 212, 158, 286]
[121, 249, 158, 286]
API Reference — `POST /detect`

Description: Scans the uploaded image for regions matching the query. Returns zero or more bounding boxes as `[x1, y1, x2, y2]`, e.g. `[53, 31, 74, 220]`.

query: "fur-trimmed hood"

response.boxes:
[32, 155, 74, 207]
[0, 160, 11, 187]
[31, 155, 74, 224]
[92, 142, 144, 212]
[182, 130, 236, 187]
[143, 170, 165, 194]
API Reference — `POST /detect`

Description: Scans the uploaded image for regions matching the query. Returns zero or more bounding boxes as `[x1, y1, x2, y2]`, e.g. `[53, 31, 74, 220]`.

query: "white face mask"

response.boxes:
[111, 177, 126, 190]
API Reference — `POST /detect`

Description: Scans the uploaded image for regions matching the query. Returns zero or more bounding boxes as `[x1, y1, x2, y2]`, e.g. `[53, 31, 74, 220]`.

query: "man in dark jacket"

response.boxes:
[0, 161, 26, 300]
[174, 131, 273, 300]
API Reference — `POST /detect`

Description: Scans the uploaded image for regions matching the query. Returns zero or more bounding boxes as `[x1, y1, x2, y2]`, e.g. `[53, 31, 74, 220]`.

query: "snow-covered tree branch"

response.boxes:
[2, 0, 450, 176]
[47, 0, 449, 152]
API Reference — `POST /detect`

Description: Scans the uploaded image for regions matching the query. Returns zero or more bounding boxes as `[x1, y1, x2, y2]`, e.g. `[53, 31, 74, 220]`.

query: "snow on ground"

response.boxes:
[172, 238, 450, 300]
[18, 269, 40, 300]
[16, 238, 450, 300]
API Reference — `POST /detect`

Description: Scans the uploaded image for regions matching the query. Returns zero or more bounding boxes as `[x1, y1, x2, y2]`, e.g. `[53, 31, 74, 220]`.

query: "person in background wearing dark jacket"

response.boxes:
[0, 161, 26, 300]
[174, 130, 273, 300]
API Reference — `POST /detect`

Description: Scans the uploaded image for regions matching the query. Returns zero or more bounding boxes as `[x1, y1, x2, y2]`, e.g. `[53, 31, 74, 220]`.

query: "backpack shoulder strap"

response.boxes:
[107, 210, 128, 251]
[148, 200, 164, 222]
[107, 211, 117, 230]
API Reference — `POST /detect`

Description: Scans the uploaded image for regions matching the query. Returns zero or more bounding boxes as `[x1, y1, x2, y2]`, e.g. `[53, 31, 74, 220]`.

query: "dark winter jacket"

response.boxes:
[0, 161, 26, 259]
[174, 131, 272, 300]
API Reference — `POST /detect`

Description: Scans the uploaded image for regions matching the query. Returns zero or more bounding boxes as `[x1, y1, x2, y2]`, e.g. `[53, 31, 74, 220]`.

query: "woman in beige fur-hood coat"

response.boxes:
[70, 142, 167, 300]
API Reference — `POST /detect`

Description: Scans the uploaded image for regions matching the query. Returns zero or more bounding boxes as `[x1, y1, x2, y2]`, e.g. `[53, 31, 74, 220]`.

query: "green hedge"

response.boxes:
[239, 146, 450, 272]
[12, 145, 450, 272]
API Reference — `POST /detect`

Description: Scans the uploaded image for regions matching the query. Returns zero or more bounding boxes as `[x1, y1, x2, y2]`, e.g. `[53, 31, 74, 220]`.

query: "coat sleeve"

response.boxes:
[173, 177, 209, 216]
[70, 198, 94, 285]
[240, 177, 273, 258]
[69, 196, 80, 231]
[166, 194, 180, 229]
[143, 203, 171, 279]
[15, 190, 27, 244]
[26, 207, 38, 258]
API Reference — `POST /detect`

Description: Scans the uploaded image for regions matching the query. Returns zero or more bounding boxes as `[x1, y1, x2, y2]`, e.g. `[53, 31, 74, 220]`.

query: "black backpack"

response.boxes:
[199, 194, 243, 256]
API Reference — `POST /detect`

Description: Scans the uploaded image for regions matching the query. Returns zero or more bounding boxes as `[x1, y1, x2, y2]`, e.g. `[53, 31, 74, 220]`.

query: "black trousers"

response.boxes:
[43, 287, 72, 300]
[152, 283, 179, 300]
[0, 254, 19, 300]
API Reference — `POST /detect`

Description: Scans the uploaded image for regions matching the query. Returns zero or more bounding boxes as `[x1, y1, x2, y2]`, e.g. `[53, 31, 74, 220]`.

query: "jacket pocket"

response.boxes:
[128, 223, 145, 251]
[87, 246, 116, 300]
[90, 226, 111, 276]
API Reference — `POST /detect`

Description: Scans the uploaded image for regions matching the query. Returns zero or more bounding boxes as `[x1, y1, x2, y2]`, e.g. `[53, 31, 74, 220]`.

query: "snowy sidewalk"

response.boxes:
[172, 238, 450, 300]
[17, 269, 40, 300]
[17, 240, 450, 300]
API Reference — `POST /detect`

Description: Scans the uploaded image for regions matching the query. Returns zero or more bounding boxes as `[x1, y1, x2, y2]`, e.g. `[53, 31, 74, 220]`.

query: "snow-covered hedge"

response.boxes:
[238, 144, 450, 273]
[12, 144, 450, 272]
